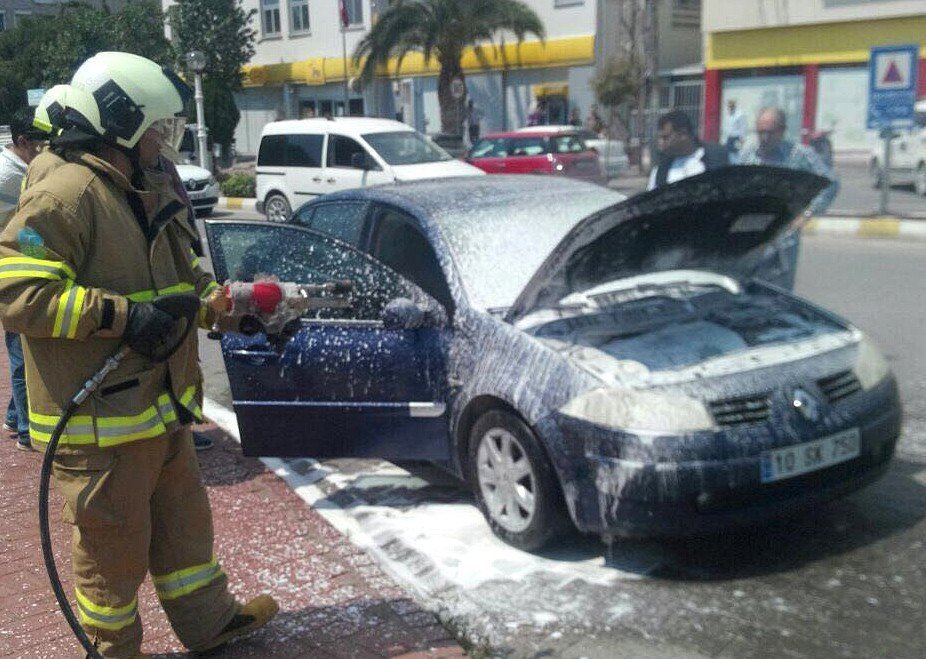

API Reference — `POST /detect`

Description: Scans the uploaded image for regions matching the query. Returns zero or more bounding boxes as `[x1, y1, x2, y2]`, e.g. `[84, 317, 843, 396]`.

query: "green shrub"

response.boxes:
[220, 172, 256, 198]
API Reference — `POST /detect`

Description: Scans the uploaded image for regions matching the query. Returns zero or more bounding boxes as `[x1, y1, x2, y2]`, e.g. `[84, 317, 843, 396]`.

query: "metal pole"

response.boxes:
[342, 27, 349, 114]
[879, 129, 891, 215]
[193, 72, 210, 170]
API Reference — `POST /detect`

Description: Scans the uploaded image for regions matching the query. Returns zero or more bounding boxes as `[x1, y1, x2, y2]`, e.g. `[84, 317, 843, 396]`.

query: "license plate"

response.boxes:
[760, 428, 861, 484]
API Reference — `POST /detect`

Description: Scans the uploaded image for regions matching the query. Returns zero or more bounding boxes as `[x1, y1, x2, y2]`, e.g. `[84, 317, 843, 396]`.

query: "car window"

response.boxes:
[285, 134, 323, 167]
[553, 135, 586, 154]
[576, 130, 598, 142]
[302, 201, 368, 247]
[257, 134, 286, 166]
[206, 222, 428, 321]
[362, 131, 452, 165]
[370, 207, 454, 314]
[509, 137, 550, 157]
[327, 135, 373, 169]
[470, 137, 508, 158]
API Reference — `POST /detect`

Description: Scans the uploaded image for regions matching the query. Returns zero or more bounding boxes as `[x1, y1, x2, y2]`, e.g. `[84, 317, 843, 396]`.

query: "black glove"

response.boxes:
[124, 301, 178, 359]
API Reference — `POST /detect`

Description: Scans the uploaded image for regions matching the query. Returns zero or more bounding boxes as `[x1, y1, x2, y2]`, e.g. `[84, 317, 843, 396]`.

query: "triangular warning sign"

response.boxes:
[882, 59, 903, 84]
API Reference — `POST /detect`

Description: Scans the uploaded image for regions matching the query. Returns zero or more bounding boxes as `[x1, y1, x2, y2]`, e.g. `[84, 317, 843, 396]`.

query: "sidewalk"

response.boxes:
[0, 349, 466, 658]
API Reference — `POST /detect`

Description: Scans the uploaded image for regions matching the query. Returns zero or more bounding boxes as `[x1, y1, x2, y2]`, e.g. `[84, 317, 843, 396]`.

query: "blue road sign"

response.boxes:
[867, 44, 919, 129]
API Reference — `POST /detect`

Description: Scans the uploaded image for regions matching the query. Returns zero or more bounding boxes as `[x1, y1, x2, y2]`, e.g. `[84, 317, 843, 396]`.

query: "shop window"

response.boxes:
[345, 0, 363, 25]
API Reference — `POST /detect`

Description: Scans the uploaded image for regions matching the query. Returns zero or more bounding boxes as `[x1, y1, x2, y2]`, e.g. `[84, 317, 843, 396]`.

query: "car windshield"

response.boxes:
[430, 188, 622, 311]
[361, 131, 452, 165]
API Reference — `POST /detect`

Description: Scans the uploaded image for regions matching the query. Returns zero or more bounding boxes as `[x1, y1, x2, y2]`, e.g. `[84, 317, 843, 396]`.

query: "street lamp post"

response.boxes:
[185, 50, 211, 170]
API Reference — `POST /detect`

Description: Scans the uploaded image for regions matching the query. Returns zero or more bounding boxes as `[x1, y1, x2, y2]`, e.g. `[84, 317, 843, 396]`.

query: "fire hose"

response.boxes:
[40, 278, 351, 658]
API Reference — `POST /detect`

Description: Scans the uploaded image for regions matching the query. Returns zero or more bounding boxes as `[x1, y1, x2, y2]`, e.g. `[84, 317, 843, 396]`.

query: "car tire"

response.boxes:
[468, 409, 569, 551]
[915, 163, 926, 197]
[869, 159, 883, 189]
[264, 193, 291, 223]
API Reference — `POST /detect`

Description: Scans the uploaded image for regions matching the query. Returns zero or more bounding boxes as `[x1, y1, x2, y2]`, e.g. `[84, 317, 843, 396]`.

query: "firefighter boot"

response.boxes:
[194, 594, 279, 653]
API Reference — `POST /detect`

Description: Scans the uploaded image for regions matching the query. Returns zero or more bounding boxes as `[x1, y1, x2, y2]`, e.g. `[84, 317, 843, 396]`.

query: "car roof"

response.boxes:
[261, 117, 415, 138]
[302, 175, 614, 230]
[514, 125, 580, 134]
[480, 131, 560, 139]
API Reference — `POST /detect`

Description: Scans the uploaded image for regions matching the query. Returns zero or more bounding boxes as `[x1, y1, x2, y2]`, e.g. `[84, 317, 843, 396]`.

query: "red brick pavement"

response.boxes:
[0, 346, 467, 658]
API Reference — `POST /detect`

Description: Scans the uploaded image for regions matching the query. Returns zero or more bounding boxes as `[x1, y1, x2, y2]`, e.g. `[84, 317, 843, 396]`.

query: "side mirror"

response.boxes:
[382, 298, 444, 330]
[351, 151, 373, 170]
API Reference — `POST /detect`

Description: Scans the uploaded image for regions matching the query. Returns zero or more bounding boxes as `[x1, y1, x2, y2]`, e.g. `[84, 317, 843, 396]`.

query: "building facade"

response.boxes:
[703, 0, 926, 152]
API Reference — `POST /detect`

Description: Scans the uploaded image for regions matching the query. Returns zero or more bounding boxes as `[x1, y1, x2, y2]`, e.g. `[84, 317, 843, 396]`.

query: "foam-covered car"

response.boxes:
[205, 169, 901, 550]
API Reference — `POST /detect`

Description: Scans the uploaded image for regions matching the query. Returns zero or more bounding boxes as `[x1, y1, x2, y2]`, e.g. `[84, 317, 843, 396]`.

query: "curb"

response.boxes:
[805, 216, 926, 241]
[217, 196, 258, 211]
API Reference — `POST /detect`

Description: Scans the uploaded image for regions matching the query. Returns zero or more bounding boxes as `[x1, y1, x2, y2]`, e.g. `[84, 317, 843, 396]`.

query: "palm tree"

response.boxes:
[354, 0, 545, 136]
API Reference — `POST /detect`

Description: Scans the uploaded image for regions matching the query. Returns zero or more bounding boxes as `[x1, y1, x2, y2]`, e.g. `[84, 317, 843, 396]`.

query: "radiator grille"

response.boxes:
[817, 370, 861, 404]
[709, 393, 771, 427]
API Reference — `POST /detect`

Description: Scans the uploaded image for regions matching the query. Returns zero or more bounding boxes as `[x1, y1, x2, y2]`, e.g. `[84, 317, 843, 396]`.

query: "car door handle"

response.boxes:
[312, 176, 322, 182]
[229, 346, 276, 365]
[326, 177, 336, 183]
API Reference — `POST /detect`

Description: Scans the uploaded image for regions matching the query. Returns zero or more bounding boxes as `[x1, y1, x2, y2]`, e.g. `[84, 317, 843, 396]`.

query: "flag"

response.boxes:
[338, 0, 350, 28]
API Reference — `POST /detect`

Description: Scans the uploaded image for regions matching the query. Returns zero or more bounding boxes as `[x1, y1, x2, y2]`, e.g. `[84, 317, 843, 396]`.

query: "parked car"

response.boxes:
[517, 125, 629, 178]
[869, 99, 926, 196]
[255, 117, 484, 222]
[466, 131, 607, 186]
[205, 169, 900, 551]
[174, 163, 219, 216]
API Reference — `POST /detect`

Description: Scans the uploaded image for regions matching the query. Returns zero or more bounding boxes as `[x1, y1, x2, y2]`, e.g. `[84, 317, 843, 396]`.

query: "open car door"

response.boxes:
[205, 220, 450, 460]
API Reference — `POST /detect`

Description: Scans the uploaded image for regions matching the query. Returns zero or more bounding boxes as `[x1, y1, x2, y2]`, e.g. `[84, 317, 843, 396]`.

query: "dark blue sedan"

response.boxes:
[205, 169, 901, 550]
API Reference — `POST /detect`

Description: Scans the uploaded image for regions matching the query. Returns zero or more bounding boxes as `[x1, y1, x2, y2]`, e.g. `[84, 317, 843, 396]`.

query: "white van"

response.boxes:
[256, 117, 484, 221]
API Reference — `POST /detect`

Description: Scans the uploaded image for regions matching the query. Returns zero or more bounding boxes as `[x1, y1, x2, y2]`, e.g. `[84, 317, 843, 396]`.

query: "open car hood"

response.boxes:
[505, 166, 828, 323]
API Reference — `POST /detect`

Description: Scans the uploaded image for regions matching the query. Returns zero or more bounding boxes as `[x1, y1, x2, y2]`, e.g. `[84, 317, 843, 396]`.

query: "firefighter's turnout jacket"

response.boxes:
[0, 149, 220, 448]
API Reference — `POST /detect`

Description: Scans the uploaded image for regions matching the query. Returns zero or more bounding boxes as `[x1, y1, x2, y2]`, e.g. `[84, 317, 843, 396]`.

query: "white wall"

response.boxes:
[704, 0, 926, 32]
[816, 66, 874, 152]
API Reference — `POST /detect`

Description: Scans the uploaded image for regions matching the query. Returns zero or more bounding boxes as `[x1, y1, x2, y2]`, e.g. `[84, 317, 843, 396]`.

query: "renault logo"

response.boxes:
[792, 388, 820, 422]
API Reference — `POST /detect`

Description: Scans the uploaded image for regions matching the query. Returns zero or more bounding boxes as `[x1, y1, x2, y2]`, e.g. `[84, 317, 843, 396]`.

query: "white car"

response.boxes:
[256, 117, 484, 222]
[175, 163, 220, 216]
[517, 125, 629, 178]
[869, 99, 926, 196]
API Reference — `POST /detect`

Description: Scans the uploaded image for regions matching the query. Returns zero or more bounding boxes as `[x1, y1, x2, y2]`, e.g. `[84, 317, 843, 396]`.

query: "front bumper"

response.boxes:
[188, 183, 220, 210]
[554, 377, 902, 537]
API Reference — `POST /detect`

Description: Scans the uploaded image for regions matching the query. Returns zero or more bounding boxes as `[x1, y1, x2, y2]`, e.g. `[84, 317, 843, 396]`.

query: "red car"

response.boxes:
[466, 130, 606, 186]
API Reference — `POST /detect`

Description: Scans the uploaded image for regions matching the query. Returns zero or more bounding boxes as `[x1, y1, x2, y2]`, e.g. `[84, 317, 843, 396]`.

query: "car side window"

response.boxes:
[510, 137, 549, 156]
[206, 222, 426, 321]
[257, 135, 286, 166]
[553, 135, 586, 153]
[300, 201, 368, 247]
[470, 138, 508, 158]
[285, 134, 323, 167]
[369, 207, 454, 314]
[327, 135, 373, 169]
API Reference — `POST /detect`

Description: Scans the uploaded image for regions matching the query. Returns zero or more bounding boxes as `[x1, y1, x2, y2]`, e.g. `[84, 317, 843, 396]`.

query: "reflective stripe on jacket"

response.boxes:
[0, 149, 219, 448]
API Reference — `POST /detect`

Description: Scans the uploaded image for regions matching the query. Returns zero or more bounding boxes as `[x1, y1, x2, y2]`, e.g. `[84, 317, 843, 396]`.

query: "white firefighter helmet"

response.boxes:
[68, 51, 192, 150]
[33, 85, 71, 134]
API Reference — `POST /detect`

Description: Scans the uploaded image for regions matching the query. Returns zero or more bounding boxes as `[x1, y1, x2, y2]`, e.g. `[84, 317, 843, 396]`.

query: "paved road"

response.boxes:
[198, 214, 926, 658]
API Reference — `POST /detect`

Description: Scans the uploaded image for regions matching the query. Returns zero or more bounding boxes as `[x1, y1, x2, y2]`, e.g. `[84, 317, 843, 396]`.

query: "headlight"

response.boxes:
[558, 387, 715, 434]
[854, 336, 889, 389]
[208, 176, 217, 186]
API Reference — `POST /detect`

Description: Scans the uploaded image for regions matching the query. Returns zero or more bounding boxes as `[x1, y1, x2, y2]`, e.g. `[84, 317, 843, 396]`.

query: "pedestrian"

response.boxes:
[527, 101, 543, 127]
[465, 99, 483, 145]
[647, 110, 729, 190]
[724, 98, 748, 162]
[569, 107, 582, 128]
[0, 52, 277, 657]
[0, 106, 47, 451]
[738, 106, 840, 290]
[585, 104, 604, 135]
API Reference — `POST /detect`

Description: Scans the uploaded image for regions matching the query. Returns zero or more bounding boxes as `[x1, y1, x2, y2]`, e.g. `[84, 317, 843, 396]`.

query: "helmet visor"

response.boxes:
[149, 117, 187, 151]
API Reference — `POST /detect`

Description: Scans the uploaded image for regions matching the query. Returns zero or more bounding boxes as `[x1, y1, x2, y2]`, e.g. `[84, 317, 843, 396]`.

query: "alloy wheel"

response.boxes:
[265, 196, 290, 223]
[475, 426, 537, 533]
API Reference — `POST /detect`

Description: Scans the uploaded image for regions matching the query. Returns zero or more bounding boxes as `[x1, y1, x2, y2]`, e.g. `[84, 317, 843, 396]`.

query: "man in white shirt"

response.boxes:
[724, 99, 748, 162]
[0, 106, 45, 449]
[647, 110, 729, 190]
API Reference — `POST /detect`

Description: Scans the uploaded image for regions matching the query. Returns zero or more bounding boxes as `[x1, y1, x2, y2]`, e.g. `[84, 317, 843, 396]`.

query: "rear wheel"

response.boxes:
[469, 409, 569, 551]
[915, 163, 926, 197]
[264, 193, 291, 223]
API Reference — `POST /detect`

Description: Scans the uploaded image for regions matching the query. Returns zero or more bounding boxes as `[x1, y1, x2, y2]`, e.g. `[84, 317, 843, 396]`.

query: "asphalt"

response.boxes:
[0, 348, 467, 657]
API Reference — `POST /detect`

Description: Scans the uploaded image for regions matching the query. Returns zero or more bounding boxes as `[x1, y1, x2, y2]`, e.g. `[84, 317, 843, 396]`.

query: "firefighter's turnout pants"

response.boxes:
[52, 427, 236, 657]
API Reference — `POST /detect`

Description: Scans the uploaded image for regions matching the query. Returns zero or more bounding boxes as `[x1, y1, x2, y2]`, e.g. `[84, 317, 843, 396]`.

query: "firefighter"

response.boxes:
[0, 52, 278, 657]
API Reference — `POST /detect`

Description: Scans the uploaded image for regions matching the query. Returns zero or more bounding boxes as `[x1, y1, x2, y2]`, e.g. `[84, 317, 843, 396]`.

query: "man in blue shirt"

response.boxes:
[738, 107, 840, 290]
